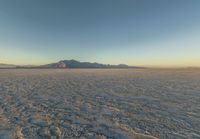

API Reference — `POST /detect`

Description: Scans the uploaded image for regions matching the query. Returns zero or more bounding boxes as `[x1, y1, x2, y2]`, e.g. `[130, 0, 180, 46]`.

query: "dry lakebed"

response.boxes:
[0, 69, 200, 139]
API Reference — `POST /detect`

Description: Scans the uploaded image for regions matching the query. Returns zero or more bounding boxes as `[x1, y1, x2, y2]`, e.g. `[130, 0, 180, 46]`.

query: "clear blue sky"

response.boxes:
[0, 0, 200, 67]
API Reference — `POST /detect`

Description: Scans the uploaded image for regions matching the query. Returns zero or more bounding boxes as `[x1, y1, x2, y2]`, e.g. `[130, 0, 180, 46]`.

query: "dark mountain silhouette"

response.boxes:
[1, 60, 143, 69]
[38, 60, 140, 69]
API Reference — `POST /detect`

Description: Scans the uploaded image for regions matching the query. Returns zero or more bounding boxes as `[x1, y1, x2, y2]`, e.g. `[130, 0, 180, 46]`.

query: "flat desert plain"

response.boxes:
[0, 69, 200, 139]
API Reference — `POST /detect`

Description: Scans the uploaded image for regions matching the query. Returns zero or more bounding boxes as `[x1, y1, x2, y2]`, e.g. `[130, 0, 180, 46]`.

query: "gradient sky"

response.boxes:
[0, 0, 200, 67]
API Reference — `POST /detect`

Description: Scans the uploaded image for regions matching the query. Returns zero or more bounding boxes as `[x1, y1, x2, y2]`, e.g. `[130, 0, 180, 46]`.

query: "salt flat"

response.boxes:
[0, 69, 200, 139]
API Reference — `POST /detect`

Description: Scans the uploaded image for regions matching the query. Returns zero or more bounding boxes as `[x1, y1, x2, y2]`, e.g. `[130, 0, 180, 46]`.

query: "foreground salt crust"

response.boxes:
[0, 69, 200, 139]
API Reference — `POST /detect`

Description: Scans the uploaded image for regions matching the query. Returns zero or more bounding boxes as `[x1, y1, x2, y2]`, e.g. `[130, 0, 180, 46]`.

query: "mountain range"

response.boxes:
[1, 60, 142, 69]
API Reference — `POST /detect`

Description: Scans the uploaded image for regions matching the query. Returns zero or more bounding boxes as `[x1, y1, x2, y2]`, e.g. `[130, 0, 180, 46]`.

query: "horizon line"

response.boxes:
[1, 60, 200, 69]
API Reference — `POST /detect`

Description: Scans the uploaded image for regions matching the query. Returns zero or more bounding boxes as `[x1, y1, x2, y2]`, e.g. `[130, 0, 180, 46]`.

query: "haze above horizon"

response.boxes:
[0, 0, 200, 68]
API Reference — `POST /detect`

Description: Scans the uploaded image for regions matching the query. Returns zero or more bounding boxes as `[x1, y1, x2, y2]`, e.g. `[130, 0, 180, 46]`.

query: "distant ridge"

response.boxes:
[38, 60, 141, 69]
[0, 60, 143, 69]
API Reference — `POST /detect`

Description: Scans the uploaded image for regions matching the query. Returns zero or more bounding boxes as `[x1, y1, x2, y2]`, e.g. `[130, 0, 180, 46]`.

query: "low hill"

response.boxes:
[0, 63, 17, 68]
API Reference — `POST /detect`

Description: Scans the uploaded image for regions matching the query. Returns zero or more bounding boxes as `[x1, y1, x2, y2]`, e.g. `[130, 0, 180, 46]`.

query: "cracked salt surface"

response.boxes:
[0, 69, 200, 139]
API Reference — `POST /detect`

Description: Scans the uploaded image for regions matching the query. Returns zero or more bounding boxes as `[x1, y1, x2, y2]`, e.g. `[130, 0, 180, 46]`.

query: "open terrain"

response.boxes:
[0, 69, 200, 139]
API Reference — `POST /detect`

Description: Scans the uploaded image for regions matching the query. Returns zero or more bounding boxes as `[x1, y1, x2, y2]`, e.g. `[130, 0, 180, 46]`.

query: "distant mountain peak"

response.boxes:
[39, 60, 135, 69]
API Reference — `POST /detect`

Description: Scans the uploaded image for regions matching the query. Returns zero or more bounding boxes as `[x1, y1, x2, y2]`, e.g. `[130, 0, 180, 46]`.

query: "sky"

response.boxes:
[0, 0, 200, 67]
